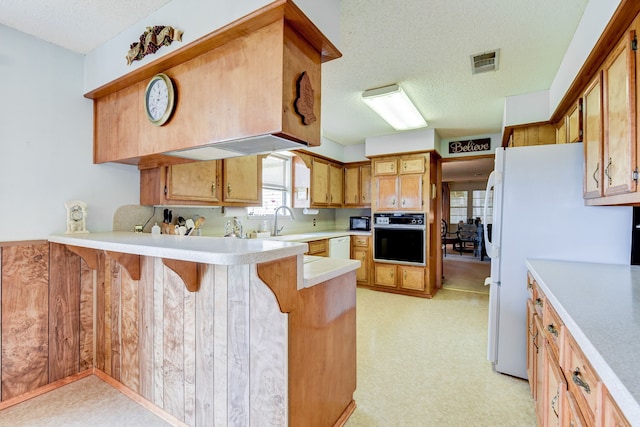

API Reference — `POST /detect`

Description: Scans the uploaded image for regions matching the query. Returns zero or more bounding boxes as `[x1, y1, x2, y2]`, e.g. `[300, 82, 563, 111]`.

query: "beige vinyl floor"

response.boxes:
[0, 259, 535, 426]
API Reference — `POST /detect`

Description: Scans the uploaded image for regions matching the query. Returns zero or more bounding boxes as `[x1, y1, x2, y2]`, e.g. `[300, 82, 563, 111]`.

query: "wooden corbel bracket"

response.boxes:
[65, 245, 99, 270]
[257, 256, 298, 313]
[105, 251, 141, 280]
[162, 258, 200, 292]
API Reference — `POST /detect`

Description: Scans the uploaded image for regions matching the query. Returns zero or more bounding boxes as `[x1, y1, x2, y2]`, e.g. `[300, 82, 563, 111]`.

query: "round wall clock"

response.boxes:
[144, 73, 175, 126]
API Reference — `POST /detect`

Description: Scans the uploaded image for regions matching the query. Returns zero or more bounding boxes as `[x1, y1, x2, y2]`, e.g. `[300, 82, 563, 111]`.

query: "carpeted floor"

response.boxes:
[442, 251, 491, 295]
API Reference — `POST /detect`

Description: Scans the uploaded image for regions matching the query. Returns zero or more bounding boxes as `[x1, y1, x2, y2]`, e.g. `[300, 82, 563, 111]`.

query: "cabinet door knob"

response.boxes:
[211, 182, 216, 194]
[227, 183, 232, 196]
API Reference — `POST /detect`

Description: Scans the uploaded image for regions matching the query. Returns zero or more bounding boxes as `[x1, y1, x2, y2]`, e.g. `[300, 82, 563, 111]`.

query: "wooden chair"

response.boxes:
[455, 223, 477, 255]
[441, 219, 459, 256]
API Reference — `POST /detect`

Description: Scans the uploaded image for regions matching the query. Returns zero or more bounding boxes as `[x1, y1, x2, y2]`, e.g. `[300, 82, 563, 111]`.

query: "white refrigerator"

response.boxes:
[483, 143, 632, 379]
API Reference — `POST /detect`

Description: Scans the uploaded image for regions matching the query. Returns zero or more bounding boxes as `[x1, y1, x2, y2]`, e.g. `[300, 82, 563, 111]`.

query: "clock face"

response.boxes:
[144, 74, 175, 126]
[147, 79, 169, 120]
[70, 206, 83, 221]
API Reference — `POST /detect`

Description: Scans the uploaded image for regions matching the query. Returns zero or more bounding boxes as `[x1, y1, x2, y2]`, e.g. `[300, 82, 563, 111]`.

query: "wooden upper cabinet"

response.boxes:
[398, 174, 423, 210]
[583, 74, 604, 199]
[556, 120, 567, 144]
[328, 163, 343, 206]
[222, 155, 261, 205]
[167, 160, 221, 202]
[344, 166, 360, 206]
[373, 154, 428, 212]
[511, 124, 556, 147]
[567, 99, 583, 143]
[344, 162, 371, 207]
[310, 158, 330, 205]
[602, 27, 637, 197]
[375, 175, 400, 210]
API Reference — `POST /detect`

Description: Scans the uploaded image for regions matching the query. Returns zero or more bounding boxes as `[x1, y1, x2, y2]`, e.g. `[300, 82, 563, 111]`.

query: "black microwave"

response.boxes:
[349, 216, 371, 231]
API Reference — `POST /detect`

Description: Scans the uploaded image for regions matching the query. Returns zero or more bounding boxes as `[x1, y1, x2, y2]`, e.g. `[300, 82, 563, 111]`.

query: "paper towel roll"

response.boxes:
[303, 208, 319, 215]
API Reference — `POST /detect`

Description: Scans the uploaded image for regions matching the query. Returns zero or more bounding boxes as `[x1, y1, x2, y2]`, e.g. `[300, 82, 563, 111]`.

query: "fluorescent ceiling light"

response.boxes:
[361, 84, 427, 131]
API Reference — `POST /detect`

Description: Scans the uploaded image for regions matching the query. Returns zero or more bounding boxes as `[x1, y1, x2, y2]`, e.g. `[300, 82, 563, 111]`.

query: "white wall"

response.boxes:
[549, 0, 622, 114]
[502, 90, 550, 128]
[83, 0, 341, 92]
[0, 25, 139, 241]
[365, 128, 439, 157]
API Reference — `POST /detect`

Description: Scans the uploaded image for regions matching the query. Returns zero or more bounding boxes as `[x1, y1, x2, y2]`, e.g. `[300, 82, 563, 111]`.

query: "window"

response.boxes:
[449, 190, 468, 226]
[472, 190, 493, 224]
[247, 153, 291, 216]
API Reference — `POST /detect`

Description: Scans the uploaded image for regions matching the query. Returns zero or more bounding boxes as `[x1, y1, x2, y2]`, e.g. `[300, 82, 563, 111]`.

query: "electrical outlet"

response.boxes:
[313, 218, 317, 227]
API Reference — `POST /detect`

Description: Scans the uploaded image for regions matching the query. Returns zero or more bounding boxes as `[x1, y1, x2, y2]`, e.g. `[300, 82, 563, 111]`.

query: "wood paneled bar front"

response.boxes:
[0, 234, 359, 426]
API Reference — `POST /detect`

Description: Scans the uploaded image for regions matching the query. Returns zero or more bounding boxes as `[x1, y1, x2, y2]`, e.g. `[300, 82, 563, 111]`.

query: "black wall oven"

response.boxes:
[373, 213, 426, 266]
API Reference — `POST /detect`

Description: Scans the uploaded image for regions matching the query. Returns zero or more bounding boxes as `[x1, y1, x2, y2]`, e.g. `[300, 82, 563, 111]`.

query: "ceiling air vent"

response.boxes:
[471, 49, 500, 74]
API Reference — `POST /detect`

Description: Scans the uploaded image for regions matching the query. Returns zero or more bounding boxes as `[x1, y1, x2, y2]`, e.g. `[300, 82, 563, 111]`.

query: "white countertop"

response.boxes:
[303, 255, 360, 288]
[269, 230, 371, 242]
[526, 259, 640, 424]
[49, 232, 307, 265]
[48, 232, 360, 288]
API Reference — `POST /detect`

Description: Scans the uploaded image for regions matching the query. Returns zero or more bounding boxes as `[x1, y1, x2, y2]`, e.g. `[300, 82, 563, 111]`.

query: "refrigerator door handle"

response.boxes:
[483, 171, 497, 259]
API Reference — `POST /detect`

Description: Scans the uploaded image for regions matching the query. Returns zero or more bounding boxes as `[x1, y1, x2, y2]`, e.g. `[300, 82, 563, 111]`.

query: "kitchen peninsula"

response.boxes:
[2, 233, 358, 426]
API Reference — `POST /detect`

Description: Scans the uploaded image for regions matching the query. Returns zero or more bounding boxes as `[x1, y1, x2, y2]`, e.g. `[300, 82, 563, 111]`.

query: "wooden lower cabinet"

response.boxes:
[372, 263, 434, 297]
[602, 388, 631, 427]
[351, 235, 371, 286]
[543, 341, 565, 426]
[563, 388, 588, 427]
[527, 271, 632, 426]
[306, 239, 328, 257]
[373, 263, 396, 288]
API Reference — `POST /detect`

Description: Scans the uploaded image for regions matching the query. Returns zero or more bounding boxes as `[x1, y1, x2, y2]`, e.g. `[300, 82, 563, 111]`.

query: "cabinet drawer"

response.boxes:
[542, 300, 563, 359]
[602, 387, 631, 427]
[527, 271, 535, 300]
[352, 236, 370, 247]
[307, 239, 328, 256]
[533, 286, 545, 317]
[562, 332, 599, 425]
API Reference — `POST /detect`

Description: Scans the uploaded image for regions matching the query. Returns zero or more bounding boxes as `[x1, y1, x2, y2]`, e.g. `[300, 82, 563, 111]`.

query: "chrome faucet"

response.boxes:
[273, 206, 295, 236]
[224, 217, 243, 238]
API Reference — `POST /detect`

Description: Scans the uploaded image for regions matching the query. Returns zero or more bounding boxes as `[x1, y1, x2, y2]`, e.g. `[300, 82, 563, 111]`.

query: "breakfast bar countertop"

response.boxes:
[526, 259, 640, 424]
[49, 231, 307, 265]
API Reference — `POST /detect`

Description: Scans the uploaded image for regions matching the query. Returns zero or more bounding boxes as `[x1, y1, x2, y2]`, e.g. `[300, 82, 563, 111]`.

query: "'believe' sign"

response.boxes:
[448, 138, 491, 154]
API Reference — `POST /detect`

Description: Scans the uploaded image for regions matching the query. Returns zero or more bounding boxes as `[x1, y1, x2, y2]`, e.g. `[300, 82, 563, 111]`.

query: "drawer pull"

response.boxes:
[572, 368, 591, 394]
[535, 298, 543, 308]
[547, 324, 559, 338]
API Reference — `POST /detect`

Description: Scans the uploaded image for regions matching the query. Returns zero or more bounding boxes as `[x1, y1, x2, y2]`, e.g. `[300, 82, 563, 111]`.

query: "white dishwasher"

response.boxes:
[328, 236, 351, 259]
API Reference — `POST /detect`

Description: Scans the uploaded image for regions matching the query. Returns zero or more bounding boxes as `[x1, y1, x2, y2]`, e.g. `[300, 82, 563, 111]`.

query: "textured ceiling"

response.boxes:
[0, 0, 589, 182]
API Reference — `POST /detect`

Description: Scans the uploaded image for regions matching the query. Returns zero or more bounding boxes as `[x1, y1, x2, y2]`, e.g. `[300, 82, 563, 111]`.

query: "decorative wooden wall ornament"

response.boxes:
[126, 26, 184, 65]
[294, 71, 316, 125]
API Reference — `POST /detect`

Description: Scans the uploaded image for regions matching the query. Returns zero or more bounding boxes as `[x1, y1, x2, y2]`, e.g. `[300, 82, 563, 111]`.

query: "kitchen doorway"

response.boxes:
[440, 156, 493, 294]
